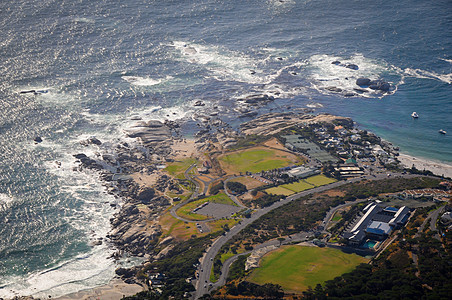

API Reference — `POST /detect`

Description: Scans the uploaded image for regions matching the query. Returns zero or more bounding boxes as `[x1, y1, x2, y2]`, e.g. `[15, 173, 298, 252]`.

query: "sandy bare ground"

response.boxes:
[398, 153, 452, 179]
[55, 279, 143, 300]
[131, 171, 161, 187]
[171, 138, 197, 159]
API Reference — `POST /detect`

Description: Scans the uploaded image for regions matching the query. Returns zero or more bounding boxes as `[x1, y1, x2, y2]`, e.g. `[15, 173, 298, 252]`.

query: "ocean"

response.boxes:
[0, 0, 451, 297]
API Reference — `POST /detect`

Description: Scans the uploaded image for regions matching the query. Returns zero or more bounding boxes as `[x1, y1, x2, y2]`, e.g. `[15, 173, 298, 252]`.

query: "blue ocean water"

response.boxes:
[0, 0, 451, 297]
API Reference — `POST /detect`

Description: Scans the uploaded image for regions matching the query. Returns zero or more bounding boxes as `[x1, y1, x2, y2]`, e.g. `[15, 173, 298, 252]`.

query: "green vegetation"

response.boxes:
[219, 148, 298, 173]
[248, 246, 368, 292]
[265, 186, 294, 196]
[134, 231, 224, 299]
[209, 180, 224, 195]
[265, 175, 336, 196]
[214, 177, 443, 280]
[305, 174, 337, 186]
[331, 211, 343, 222]
[165, 158, 196, 178]
[226, 181, 247, 194]
[221, 281, 284, 299]
[282, 180, 314, 193]
[228, 134, 271, 150]
[306, 206, 452, 299]
[227, 254, 249, 282]
[302, 263, 425, 300]
[159, 211, 204, 240]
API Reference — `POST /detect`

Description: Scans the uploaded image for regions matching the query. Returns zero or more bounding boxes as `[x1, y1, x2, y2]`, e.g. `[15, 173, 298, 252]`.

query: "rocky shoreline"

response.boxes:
[54, 105, 448, 297]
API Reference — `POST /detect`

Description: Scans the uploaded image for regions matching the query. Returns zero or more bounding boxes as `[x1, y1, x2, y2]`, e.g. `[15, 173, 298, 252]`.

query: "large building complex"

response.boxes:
[342, 203, 410, 246]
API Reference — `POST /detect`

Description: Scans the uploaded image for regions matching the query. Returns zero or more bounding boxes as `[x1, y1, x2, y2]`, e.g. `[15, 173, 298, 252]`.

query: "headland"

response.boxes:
[15, 109, 452, 299]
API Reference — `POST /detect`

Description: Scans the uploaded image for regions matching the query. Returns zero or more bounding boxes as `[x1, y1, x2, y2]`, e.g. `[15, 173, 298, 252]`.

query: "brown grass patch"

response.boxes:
[230, 176, 266, 190]
[318, 189, 346, 197]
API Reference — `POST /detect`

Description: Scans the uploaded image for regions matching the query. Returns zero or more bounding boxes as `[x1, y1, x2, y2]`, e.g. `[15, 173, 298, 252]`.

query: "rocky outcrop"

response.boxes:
[331, 61, 359, 70]
[73, 153, 104, 170]
[356, 77, 371, 86]
[237, 94, 275, 104]
[240, 112, 351, 136]
[355, 78, 391, 92]
[369, 80, 390, 91]
[124, 120, 171, 146]
[80, 137, 102, 146]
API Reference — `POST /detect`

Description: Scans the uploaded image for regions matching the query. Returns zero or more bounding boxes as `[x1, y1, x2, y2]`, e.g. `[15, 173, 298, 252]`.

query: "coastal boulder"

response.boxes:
[369, 80, 391, 91]
[325, 87, 342, 93]
[346, 64, 359, 70]
[238, 94, 275, 104]
[194, 100, 205, 106]
[356, 78, 371, 86]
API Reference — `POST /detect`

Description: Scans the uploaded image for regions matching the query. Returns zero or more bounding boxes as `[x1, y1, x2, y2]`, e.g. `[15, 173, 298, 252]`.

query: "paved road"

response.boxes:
[194, 172, 421, 298]
[211, 231, 310, 291]
[194, 179, 353, 298]
[169, 164, 200, 223]
[223, 176, 247, 208]
[322, 198, 369, 231]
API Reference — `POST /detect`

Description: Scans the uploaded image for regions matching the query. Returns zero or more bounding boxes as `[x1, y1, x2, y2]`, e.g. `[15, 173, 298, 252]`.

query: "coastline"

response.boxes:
[398, 153, 452, 179]
[28, 113, 451, 300]
[54, 279, 143, 300]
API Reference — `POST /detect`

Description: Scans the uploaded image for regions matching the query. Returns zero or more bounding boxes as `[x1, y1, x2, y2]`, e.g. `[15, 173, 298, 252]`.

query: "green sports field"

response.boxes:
[304, 174, 337, 186]
[265, 186, 294, 196]
[218, 147, 300, 174]
[248, 245, 368, 292]
[281, 181, 314, 193]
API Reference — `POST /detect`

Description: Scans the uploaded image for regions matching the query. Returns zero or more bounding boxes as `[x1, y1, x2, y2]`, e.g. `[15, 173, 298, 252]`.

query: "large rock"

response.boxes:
[356, 78, 371, 86]
[136, 187, 155, 204]
[124, 120, 171, 145]
[80, 137, 102, 146]
[238, 94, 275, 104]
[369, 80, 391, 91]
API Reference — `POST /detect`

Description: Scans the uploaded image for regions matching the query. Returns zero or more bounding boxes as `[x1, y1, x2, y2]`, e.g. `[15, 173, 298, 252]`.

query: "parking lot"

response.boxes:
[196, 202, 242, 219]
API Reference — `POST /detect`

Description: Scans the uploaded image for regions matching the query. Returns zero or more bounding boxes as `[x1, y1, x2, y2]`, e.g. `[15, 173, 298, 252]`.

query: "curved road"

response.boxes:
[194, 178, 353, 298]
[223, 176, 247, 208]
[194, 172, 421, 298]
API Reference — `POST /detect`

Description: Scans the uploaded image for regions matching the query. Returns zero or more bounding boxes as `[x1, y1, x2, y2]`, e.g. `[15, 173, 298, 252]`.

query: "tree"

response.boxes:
[226, 181, 247, 194]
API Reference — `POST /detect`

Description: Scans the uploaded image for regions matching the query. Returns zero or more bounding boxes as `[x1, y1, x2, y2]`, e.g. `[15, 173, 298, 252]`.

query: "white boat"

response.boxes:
[411, 112, 419, 118]
[439, 129, 447, 134]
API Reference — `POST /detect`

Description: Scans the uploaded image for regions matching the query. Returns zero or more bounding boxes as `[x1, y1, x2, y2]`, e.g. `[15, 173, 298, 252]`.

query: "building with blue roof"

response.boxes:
[342, 203, 411, 247]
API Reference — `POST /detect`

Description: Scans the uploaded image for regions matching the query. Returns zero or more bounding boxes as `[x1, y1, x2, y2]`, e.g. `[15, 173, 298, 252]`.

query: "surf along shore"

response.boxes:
[18, 109, 451, 299]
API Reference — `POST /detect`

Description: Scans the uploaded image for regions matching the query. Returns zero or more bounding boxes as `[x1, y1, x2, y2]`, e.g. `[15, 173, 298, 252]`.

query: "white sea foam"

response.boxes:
[439, 58, 452, 64]
[122, 75, 173, 86]
[0, 244, 139, 299]
[170, 41, 271, 84]
[306, 54, 401, 98]
[0, 193, 14, 212]
[403, 68, 452, 84]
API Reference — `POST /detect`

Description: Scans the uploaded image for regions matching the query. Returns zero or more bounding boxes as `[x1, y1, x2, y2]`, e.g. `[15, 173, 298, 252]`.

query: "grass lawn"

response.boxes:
[159, 211, 204, 240]
[331, 212, 343, 222]
[281, 181, 314, 193]
[207, 218, 240, 233]
[218, 147, 301, 174]
[305, 175, 337, 186]
[176, 192, 236, 221]
[165, 158, 197, 178]
[265, 186, 294, 196]
[248, 246, 368, 293]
